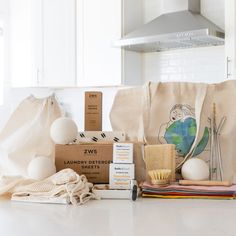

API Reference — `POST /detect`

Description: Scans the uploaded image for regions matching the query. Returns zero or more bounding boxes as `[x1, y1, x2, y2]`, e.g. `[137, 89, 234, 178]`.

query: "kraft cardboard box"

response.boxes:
[84, 91, 102, 131]
[55, 143, 113, 184]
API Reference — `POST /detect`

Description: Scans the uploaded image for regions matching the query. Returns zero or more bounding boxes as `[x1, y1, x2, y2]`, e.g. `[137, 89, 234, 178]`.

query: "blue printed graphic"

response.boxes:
[158, 104, 209, 157]
[164, 117, 209, 156]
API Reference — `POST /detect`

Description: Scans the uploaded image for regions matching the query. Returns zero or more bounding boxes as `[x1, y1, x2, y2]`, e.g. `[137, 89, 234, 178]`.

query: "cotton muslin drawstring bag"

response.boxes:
[0, 168, 95, 205]
[110, 80, 236, 182]
[0, 94, 63, 176]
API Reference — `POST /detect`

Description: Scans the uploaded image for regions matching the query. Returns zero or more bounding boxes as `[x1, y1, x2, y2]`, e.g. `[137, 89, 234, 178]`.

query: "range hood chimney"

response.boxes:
[114, 0, 224, 52]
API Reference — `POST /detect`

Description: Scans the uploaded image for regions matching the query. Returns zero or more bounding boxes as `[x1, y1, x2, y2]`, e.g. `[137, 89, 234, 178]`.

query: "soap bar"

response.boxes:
[109, 163, 135, 189]
[113, 143, 133, 163]
[144, 144, 176, 181]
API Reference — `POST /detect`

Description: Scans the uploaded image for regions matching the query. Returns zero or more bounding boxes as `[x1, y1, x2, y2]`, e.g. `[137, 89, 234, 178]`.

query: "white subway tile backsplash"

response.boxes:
[169, 60, 180, 66]
[159, 75, 170, 81]
[181, 74, 195, 81]
[169, 74, 183, 81]
[143, 46, 225, 83]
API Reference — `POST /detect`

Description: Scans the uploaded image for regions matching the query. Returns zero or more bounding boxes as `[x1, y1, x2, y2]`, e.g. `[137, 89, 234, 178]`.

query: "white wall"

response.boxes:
[142, 0, 162, 22]
[201, 0, 225, 29]
[123, 0, 143, 86]
[142, 0, 225, 25]
[0, 0, 10, 88]
[0, 0, 8, 13]
[0, 0, 10, 103]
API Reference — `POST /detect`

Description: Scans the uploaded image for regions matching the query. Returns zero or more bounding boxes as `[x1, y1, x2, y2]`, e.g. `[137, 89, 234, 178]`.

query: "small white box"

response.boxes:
[93, 185, 133, 199]
[109, 163, 135, 189]
[113, 143, 133, 164]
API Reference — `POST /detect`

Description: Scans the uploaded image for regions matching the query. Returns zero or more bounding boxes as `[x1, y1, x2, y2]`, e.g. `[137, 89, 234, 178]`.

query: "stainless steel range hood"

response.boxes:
[114, 0, 224, 52]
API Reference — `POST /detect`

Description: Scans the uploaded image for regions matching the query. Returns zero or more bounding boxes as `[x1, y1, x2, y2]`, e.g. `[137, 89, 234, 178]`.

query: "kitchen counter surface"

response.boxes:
[0, 197, 235, 236]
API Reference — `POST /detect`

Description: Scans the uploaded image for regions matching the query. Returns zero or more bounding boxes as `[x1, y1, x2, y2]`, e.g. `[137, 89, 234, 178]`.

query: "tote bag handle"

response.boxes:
[138, 81, 160, 143]
[176, 83, 208, 169]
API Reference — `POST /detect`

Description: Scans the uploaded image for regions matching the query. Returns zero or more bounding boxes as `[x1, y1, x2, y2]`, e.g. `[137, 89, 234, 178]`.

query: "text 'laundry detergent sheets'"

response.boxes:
[141, 182, 236, 200]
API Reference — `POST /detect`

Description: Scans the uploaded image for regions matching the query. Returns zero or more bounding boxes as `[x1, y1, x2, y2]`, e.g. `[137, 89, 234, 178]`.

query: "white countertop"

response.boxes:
[0, 197, 236, 236]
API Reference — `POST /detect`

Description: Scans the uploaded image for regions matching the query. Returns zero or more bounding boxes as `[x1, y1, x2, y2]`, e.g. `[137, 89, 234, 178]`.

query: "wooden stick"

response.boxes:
[179, 180, 232, 187]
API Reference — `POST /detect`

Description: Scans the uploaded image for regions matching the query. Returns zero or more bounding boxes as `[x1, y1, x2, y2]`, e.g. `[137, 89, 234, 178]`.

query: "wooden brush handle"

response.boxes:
[179, 180, 232, 187]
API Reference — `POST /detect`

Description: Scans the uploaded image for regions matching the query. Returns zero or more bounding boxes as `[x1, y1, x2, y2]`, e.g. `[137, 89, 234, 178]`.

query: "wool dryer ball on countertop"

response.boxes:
[27, 156, 56, 180]
[181, 158, 210, 181]
[50, 117, 78, 144]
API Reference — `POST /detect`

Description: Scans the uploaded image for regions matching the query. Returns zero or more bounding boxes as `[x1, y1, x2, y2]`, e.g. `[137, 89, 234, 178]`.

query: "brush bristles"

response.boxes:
[148, 169, 172, 186]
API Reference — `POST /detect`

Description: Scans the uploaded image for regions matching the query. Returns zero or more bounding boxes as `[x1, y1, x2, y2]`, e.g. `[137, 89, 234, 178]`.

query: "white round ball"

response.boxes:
[50, 117, 78, 144]
[27, 156, 56, 180]
[181, 158, 209, 181]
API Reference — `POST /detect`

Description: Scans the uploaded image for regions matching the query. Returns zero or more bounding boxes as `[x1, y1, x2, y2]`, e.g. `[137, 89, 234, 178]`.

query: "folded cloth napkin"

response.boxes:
[141, 182, 236, 200]
[0, 168, 96, 205]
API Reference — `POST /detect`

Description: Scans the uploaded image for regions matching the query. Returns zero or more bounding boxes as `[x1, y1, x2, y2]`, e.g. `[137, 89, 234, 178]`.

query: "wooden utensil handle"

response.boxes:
[179, 180, 232, 187]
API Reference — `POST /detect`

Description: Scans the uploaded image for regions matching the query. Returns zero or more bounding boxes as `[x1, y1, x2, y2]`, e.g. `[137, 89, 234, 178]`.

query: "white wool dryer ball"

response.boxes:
[181, 158, 210, 181]
[27, 156, 56, 180]
[50, 117, 78, 144]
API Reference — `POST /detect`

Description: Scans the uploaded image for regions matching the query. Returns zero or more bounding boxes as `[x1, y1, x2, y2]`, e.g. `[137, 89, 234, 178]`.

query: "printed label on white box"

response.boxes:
[113, 143, 133, 163]
[109, 163, 135, 190]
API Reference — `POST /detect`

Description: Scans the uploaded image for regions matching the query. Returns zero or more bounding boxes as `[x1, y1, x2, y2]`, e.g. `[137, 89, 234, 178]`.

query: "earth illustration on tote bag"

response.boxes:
[158, 104, 209, 159]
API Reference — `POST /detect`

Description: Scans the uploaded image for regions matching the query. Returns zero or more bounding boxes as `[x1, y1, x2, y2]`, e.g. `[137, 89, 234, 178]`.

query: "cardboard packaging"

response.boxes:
[113, 143, 133, 164]
[109, 163, 135, 189]
[84, 91, 102, 131]
[55, 143, 113, 183]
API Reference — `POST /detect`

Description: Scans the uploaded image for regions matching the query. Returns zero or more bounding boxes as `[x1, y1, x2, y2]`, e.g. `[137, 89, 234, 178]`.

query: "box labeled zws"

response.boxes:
[113, 143, 133, 164]
[55, 143, 113, 183]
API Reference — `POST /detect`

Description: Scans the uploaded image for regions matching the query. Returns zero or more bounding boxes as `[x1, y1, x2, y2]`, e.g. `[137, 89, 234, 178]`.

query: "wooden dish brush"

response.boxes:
[148, 169, 172, 187]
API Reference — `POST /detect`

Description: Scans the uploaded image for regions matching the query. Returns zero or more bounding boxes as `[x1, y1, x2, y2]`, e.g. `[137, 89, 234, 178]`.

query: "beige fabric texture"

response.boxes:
[0, 94, 63, 176]
[0, 168, 95, 205]
[110, 80, 236, 182]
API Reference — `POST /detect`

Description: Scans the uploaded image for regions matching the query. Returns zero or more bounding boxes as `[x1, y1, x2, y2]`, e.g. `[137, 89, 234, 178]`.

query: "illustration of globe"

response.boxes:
[164, 117, 209, 157]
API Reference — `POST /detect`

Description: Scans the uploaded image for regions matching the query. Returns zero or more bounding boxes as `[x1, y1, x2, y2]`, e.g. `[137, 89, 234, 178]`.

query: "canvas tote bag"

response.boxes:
[110, 80, 236, 182]
[0, 94, 63, 176]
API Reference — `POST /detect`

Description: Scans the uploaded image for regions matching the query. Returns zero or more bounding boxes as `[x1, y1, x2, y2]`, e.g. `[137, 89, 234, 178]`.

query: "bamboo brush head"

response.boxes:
[148, 169, 172, 186]
[144, 144, 176, 181]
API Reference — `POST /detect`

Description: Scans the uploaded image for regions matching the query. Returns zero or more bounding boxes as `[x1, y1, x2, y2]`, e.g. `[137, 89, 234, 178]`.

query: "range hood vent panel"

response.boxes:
[114, 1, 224, 52]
